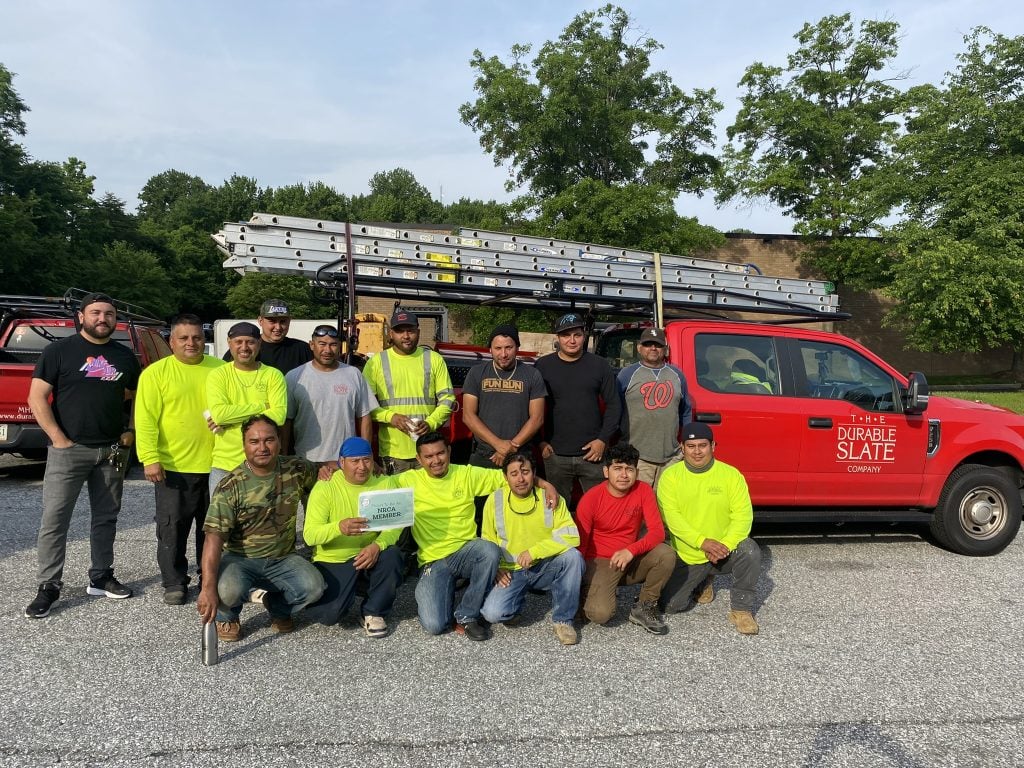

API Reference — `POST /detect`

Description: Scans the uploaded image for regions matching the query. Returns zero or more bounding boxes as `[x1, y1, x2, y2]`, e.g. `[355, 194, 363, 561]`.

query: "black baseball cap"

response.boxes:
[554, 313, 586, 334]
[682, 422, 714, 442]
[79, 292, 115, 312]
[639, 328, 667, 346]
[227, 321, 260, 339]
[260, 299, 290, 318]
[390, 310, 419, 329]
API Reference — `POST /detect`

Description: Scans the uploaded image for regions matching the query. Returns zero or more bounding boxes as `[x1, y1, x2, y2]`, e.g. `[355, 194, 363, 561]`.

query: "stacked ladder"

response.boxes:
[213, 213, 841, 319]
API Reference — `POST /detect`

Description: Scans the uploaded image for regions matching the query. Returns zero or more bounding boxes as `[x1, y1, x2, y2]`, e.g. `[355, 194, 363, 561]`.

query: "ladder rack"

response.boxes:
[212, 213, 842, 320]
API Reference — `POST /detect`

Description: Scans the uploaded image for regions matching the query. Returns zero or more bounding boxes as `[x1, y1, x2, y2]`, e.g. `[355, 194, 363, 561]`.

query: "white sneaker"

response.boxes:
[248, 588, 268, 604]
[363, 615, 388, 638]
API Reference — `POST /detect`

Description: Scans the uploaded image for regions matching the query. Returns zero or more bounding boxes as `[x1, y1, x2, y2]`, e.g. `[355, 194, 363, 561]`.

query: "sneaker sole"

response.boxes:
[86, 586, 132, 599]
[24, 607, 52, 619]
[628, 614, 668, 635]
[163, 592, 187, 606]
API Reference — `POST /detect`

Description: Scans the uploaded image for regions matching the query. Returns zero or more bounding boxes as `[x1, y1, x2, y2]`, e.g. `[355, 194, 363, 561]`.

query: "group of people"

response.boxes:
[24, 294, 763, 646]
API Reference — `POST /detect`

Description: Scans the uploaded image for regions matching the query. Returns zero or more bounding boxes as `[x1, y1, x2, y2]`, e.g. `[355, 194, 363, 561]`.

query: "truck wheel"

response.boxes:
[930, 464, 1022, 556]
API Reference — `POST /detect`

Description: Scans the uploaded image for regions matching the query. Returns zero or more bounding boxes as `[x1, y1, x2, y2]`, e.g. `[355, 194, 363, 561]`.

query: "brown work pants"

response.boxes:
[581, 543, 676, 624]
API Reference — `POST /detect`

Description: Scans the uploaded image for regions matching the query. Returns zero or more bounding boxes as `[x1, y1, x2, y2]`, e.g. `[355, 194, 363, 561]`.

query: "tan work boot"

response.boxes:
[729, 610, 759, 635]
[696, 576, 715, 605]
[553, 622, 578, 646]
[216, 620, 241, 642]
[270, 615, 294, 634]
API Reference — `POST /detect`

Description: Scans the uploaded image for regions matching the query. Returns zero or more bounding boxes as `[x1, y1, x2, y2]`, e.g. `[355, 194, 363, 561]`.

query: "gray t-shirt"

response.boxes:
[462, 360, 547, 453]
[285, 362, 378, 462]
[617, 362, 690, 463]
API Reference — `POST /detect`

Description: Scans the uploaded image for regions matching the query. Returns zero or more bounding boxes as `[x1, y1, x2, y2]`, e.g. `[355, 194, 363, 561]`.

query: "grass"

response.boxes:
[935, 390, 1024, 414]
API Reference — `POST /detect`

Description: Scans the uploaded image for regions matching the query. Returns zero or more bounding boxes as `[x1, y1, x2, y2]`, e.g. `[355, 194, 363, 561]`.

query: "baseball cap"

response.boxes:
[339, 436, 373, 458]
[390, 310, 419, 329]
[79, 292, 115, 312]
[554, 313, 586, 334]
[227, 321, 260, 339]
[488, 323, 521, 347]
[639, 327, 667, 346]
[681, 422, 714, 442]
[259, 299, 290, 318]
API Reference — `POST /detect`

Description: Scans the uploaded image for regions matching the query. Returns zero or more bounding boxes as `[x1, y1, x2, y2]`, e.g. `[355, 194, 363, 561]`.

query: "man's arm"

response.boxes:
[357, 414, 373, 442]
[425, 354, 455, 429]
[134, 371, 164, 482]
[280, 419, 294, 455]
[196, 532, 224, 623]
[263, 368, 288, 426]
[628, 484, 667, 557]
[27, 378, 71, 449]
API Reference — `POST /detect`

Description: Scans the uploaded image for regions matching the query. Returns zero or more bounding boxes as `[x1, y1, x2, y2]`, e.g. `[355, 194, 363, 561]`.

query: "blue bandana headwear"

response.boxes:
[339, 437, 372, 458]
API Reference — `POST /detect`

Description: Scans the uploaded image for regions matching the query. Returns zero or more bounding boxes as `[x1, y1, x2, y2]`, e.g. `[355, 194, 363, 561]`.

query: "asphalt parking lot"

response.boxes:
[1, 454, 1022, 767]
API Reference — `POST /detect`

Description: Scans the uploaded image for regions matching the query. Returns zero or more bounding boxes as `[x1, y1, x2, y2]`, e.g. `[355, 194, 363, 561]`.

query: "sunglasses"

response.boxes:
[312, 327, 339, 338]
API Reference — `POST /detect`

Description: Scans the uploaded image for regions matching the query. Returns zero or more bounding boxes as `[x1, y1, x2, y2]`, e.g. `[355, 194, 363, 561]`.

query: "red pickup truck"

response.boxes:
[598, 319, 1024, 556]
[0, 293, 171, 460]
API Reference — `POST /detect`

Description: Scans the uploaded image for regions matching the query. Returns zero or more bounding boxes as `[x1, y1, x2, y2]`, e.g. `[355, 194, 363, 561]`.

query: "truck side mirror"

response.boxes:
[903, 371, 929, 415]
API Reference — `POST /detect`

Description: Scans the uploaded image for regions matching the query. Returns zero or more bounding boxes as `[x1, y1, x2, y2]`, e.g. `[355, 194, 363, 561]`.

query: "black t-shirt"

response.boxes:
[535, 351, 621, 456]
[33, 334, 141, 446]
[222, 337, 312, 375]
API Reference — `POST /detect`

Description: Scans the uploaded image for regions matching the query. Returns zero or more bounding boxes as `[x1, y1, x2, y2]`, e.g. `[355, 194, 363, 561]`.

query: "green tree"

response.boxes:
[719, 14, 904, 285]
[225, 273, 334, 319]
[358, 168, 442, 223]
[460, 4, 721, 198]
[884, 29, 1024, 368]
[85, 241, 177, 319]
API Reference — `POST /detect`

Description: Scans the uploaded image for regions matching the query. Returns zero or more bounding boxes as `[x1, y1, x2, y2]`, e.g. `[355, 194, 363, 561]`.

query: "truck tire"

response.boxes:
[930, 464, 1022, 556]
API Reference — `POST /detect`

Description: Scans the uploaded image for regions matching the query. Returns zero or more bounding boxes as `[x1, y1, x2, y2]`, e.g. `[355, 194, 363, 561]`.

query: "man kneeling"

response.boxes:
[480, 452, 584, 646]
[303, 437, 405, 637]
[197, 415, 325, 641]
[577, 443, 676, 634]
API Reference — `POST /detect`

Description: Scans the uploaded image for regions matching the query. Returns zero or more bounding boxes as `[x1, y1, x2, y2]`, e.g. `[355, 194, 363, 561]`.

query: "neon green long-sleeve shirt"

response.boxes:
[303, 471, 401, 563]
[393, 464, 504, 566]
[135, 355, 225, 472]
[657, 459, 753, 565]
[481, 487, 579, 570]
[206, 362, 287, 471]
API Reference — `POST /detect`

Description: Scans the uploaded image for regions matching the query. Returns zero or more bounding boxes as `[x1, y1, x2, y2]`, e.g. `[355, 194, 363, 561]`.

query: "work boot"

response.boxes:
[216, 621, 241, 642]
[553, 622, 578, 646]
[628, 600, 668, 635]
[695, 576, 715, 605]
[729, 609, 759, 635]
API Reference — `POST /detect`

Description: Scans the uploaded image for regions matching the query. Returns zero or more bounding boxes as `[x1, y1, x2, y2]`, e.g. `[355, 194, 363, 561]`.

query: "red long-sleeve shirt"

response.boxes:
[575, 481, 665, 560]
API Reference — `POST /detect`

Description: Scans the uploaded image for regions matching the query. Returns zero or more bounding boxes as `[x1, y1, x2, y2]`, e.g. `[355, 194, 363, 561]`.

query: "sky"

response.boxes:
[2, 1, 1021, 235]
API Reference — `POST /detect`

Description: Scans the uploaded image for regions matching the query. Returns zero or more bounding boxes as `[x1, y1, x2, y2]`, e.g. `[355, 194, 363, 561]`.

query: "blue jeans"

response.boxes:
[481, 548, 584, 625]
[414, 538, 500, 634]
[215, 551, 325, 622]
[37, 443, 126, 586]
[307, 546, 405, 625]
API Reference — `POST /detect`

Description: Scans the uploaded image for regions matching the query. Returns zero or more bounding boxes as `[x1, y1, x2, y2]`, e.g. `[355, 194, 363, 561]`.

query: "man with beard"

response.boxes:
[462, 324, 546, 469]
[205, 322, 288, 494]
[197, 415, 326, 642]
[135, 313, 225, 605]
[363, 310, 456, 476]
[282, 325, 377, 461]
[25, 292, 141, 619]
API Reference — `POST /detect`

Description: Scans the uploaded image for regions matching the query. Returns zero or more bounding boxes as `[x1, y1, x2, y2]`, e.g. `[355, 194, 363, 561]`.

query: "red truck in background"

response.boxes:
[598, 319, 1024, 557]
[0, 291, 171, 460]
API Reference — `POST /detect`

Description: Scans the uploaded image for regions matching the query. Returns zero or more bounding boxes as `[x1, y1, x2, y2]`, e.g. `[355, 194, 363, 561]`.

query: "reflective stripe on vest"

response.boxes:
[493, 490, 574, 561]
[378, 348, 434, 408]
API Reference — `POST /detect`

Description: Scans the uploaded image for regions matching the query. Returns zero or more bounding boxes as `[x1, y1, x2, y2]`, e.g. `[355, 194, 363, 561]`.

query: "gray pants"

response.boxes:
[543, 453, 605, 509]
[662, 537, 762, 613]
[37, 443, 126, 586]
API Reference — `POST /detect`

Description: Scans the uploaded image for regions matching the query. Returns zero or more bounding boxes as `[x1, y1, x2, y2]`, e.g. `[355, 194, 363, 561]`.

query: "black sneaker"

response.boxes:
[455, 620, 489, 641]
[163, 587, 186, 605]
[86, 576, 133, 599]
[25, 584, 60, 619]
[629, 600, 668, 635]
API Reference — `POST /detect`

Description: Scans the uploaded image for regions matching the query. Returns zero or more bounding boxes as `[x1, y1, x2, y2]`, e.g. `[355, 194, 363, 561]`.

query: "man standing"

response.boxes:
[480, 452, 583, 646]
[283, 324, 377, 461]
[135, 313, 225, 605]
[462, 324, 546, 469]
[363, 310, 456, 475]
[302, 437, 405, 637]
[392, 431, 558, 640]
[206, 322, 287, 492]
[617, 327, 691, 489]
[657, 422, 762, 635]
[221, 298, 312, 375]
[576, 443, 676, 635]
[25, 292, 141, 619]
[197, 415, 325, 642]
[535, 313, 620, 505]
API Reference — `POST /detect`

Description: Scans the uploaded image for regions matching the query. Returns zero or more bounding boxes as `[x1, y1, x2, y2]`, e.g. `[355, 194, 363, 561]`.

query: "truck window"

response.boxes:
[694, 334, 778, 395]
[794, 340, 897, 412]
[597, 329, 642, 371]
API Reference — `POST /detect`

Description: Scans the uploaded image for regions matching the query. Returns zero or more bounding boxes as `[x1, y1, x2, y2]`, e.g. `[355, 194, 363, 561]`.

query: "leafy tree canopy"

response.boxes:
[460, 4, 721, 198]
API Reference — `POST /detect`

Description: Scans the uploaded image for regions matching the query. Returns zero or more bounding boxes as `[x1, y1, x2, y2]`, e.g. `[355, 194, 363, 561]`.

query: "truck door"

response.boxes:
[691, 331, 799, 505]
[785, 338, 927, 505]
